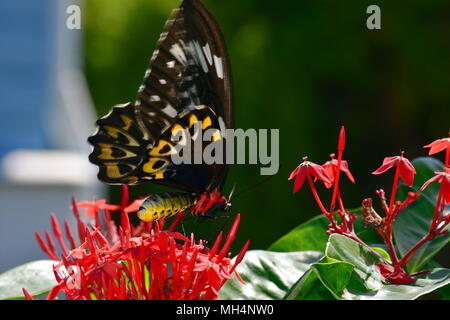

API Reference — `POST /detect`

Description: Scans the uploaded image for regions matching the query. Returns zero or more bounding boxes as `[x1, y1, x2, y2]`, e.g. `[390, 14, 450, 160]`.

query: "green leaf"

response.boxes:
[268, 209, 384, 254]
[218, 250, 323, 300]
[284, 256, 354, 300]
[393, 157, 449, 273]
[435, 284, 450, 300]
[268, 215, 330, 252]
[327, 234, 450, 300]
[371, 246, 391, 261]
[0, 260, 57, 300]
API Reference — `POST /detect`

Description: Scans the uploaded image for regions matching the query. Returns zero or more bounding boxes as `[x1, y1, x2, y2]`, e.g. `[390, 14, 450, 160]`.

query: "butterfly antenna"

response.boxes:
[227, 183, 237, 202]
[181, 222, 187, 237]
[233, 174, 276, 199]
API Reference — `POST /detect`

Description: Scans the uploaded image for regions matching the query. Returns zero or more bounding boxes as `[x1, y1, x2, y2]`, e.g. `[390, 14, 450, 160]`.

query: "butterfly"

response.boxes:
[88, 0, 234, 222]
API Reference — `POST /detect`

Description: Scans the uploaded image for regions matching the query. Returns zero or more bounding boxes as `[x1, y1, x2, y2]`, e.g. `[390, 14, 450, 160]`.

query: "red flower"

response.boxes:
[289, 157, 333, 193]
[322, 155, 355, 189]
[420, 169, 450, 204]
[75, 199, 121, 219]
[424, 136, 450, 156]
[76, 196, 146, 219]
[372, 153, 416, 187]
[29, 186, 249, 300]
[377, 264, 415, 285]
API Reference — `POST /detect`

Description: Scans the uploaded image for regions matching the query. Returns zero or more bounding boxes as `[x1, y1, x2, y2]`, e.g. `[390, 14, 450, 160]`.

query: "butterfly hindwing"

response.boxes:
[89, 103, 224, 192]
[88, 103, 148, 185]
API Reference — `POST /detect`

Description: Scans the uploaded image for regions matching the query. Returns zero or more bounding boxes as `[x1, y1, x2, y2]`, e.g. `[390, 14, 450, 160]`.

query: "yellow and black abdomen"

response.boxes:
[137, 192, 196, 222]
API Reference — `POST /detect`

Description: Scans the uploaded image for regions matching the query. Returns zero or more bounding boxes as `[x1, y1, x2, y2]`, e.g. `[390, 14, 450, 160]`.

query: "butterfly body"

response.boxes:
[137, 188, 230, 222]
[88, 0, 234, 222]
[137, 192, 196, 222]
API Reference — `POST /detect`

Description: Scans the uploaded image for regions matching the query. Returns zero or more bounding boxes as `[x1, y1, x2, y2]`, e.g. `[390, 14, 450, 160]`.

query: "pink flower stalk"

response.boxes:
[28, 186, 249, 300]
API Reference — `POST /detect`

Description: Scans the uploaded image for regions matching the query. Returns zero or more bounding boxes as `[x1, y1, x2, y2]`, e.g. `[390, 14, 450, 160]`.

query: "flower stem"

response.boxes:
[399, 233, 433, 268]
[330, 149, 343, 214]
[307, 174, 330, 217]
[430, 189, 444, 231]
[383, 227, 401, 270]
[399, 190, 447, 268]
[388, 161, 401, 217]
[330, 127, 346, 214]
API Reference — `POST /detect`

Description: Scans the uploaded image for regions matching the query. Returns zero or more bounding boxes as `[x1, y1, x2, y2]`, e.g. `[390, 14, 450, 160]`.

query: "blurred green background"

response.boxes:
[83, 0, 450, 253]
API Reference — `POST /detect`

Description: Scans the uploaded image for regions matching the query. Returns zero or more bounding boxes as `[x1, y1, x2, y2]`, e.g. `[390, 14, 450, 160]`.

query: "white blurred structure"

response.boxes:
[0, 0, 105, 271]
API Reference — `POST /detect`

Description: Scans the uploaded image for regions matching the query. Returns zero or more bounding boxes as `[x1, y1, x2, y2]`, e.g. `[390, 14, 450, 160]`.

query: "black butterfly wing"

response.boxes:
[88, 0, 232, 193]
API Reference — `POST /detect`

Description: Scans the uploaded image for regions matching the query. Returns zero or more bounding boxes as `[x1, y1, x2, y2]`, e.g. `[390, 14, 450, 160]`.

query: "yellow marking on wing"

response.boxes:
[189, 114, 199, 128]
[202, 116, 212, 129]
[120, 114, 134, 131]
[149, 139, 176, 156]
[97, 143, 136, 160]
[104, 126, 139, 147]
[171, 123, 184, 137]
[124, 176, 139, 184]
[105, 164, 122, 178]
[103, 162, 134, 179]
[154, 171, 165, 179]
[142, 157, 168, 174]
[171, 124, 188, 146]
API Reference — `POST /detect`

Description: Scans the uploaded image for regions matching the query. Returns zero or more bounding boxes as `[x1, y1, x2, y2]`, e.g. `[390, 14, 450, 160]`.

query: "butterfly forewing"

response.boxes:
[88, 0, 232, 192]
[136, 0, 232, 128]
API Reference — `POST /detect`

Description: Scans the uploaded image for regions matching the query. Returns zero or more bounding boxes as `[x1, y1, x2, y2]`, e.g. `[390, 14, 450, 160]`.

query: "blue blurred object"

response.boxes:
[0, 0, 105, 272]
[0, 1, 53, 157]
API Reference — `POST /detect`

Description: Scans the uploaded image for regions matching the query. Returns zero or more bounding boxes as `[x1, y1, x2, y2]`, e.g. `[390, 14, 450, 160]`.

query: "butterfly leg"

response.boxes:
[200, 213, 229, 220]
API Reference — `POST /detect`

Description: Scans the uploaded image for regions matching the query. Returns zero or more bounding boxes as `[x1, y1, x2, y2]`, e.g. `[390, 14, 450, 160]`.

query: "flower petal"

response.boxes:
[372, 157, 397, 175]
[293, 170, 307, 193]
[424, 137, 450, 155]
[398, 158, 415, 186]
[309, 162, 333, 185]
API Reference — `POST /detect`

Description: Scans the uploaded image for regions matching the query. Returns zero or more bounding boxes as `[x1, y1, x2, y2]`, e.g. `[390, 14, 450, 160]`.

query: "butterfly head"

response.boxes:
[192, 188, 232, 216]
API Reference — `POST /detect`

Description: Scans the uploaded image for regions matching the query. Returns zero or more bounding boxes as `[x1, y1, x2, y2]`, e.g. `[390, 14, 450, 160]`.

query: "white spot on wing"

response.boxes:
[167, 60, 176, 68]
[159, 31, 168, 42]
[213, 55, 224, 79]
[150, 95, 161, 102]
[170, 43, 188, 65]
[151, 49, 159, 61]
[192, 41, 208, 73]
[161, 104, 178, 118]
[202, 43, 213, 65]
[159, 79, 167, 85]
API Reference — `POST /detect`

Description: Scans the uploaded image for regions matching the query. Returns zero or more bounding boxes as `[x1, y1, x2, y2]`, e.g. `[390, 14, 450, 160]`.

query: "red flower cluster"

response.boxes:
[289, 128, 450, 285]
[26, 186, 249, 300]
[288, 127, 358, 237]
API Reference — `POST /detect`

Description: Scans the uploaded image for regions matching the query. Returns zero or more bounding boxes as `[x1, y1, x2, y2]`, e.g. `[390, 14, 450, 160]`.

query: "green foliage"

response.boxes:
[268, 209, 382, 253]
[326, 235, 450, 300]
[0, 260, 56, 300]
[219, 250, 323, 300]
[221, 235, 450, 300]
[284, 256, 354, 300]
[268, 215, 330, 252]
